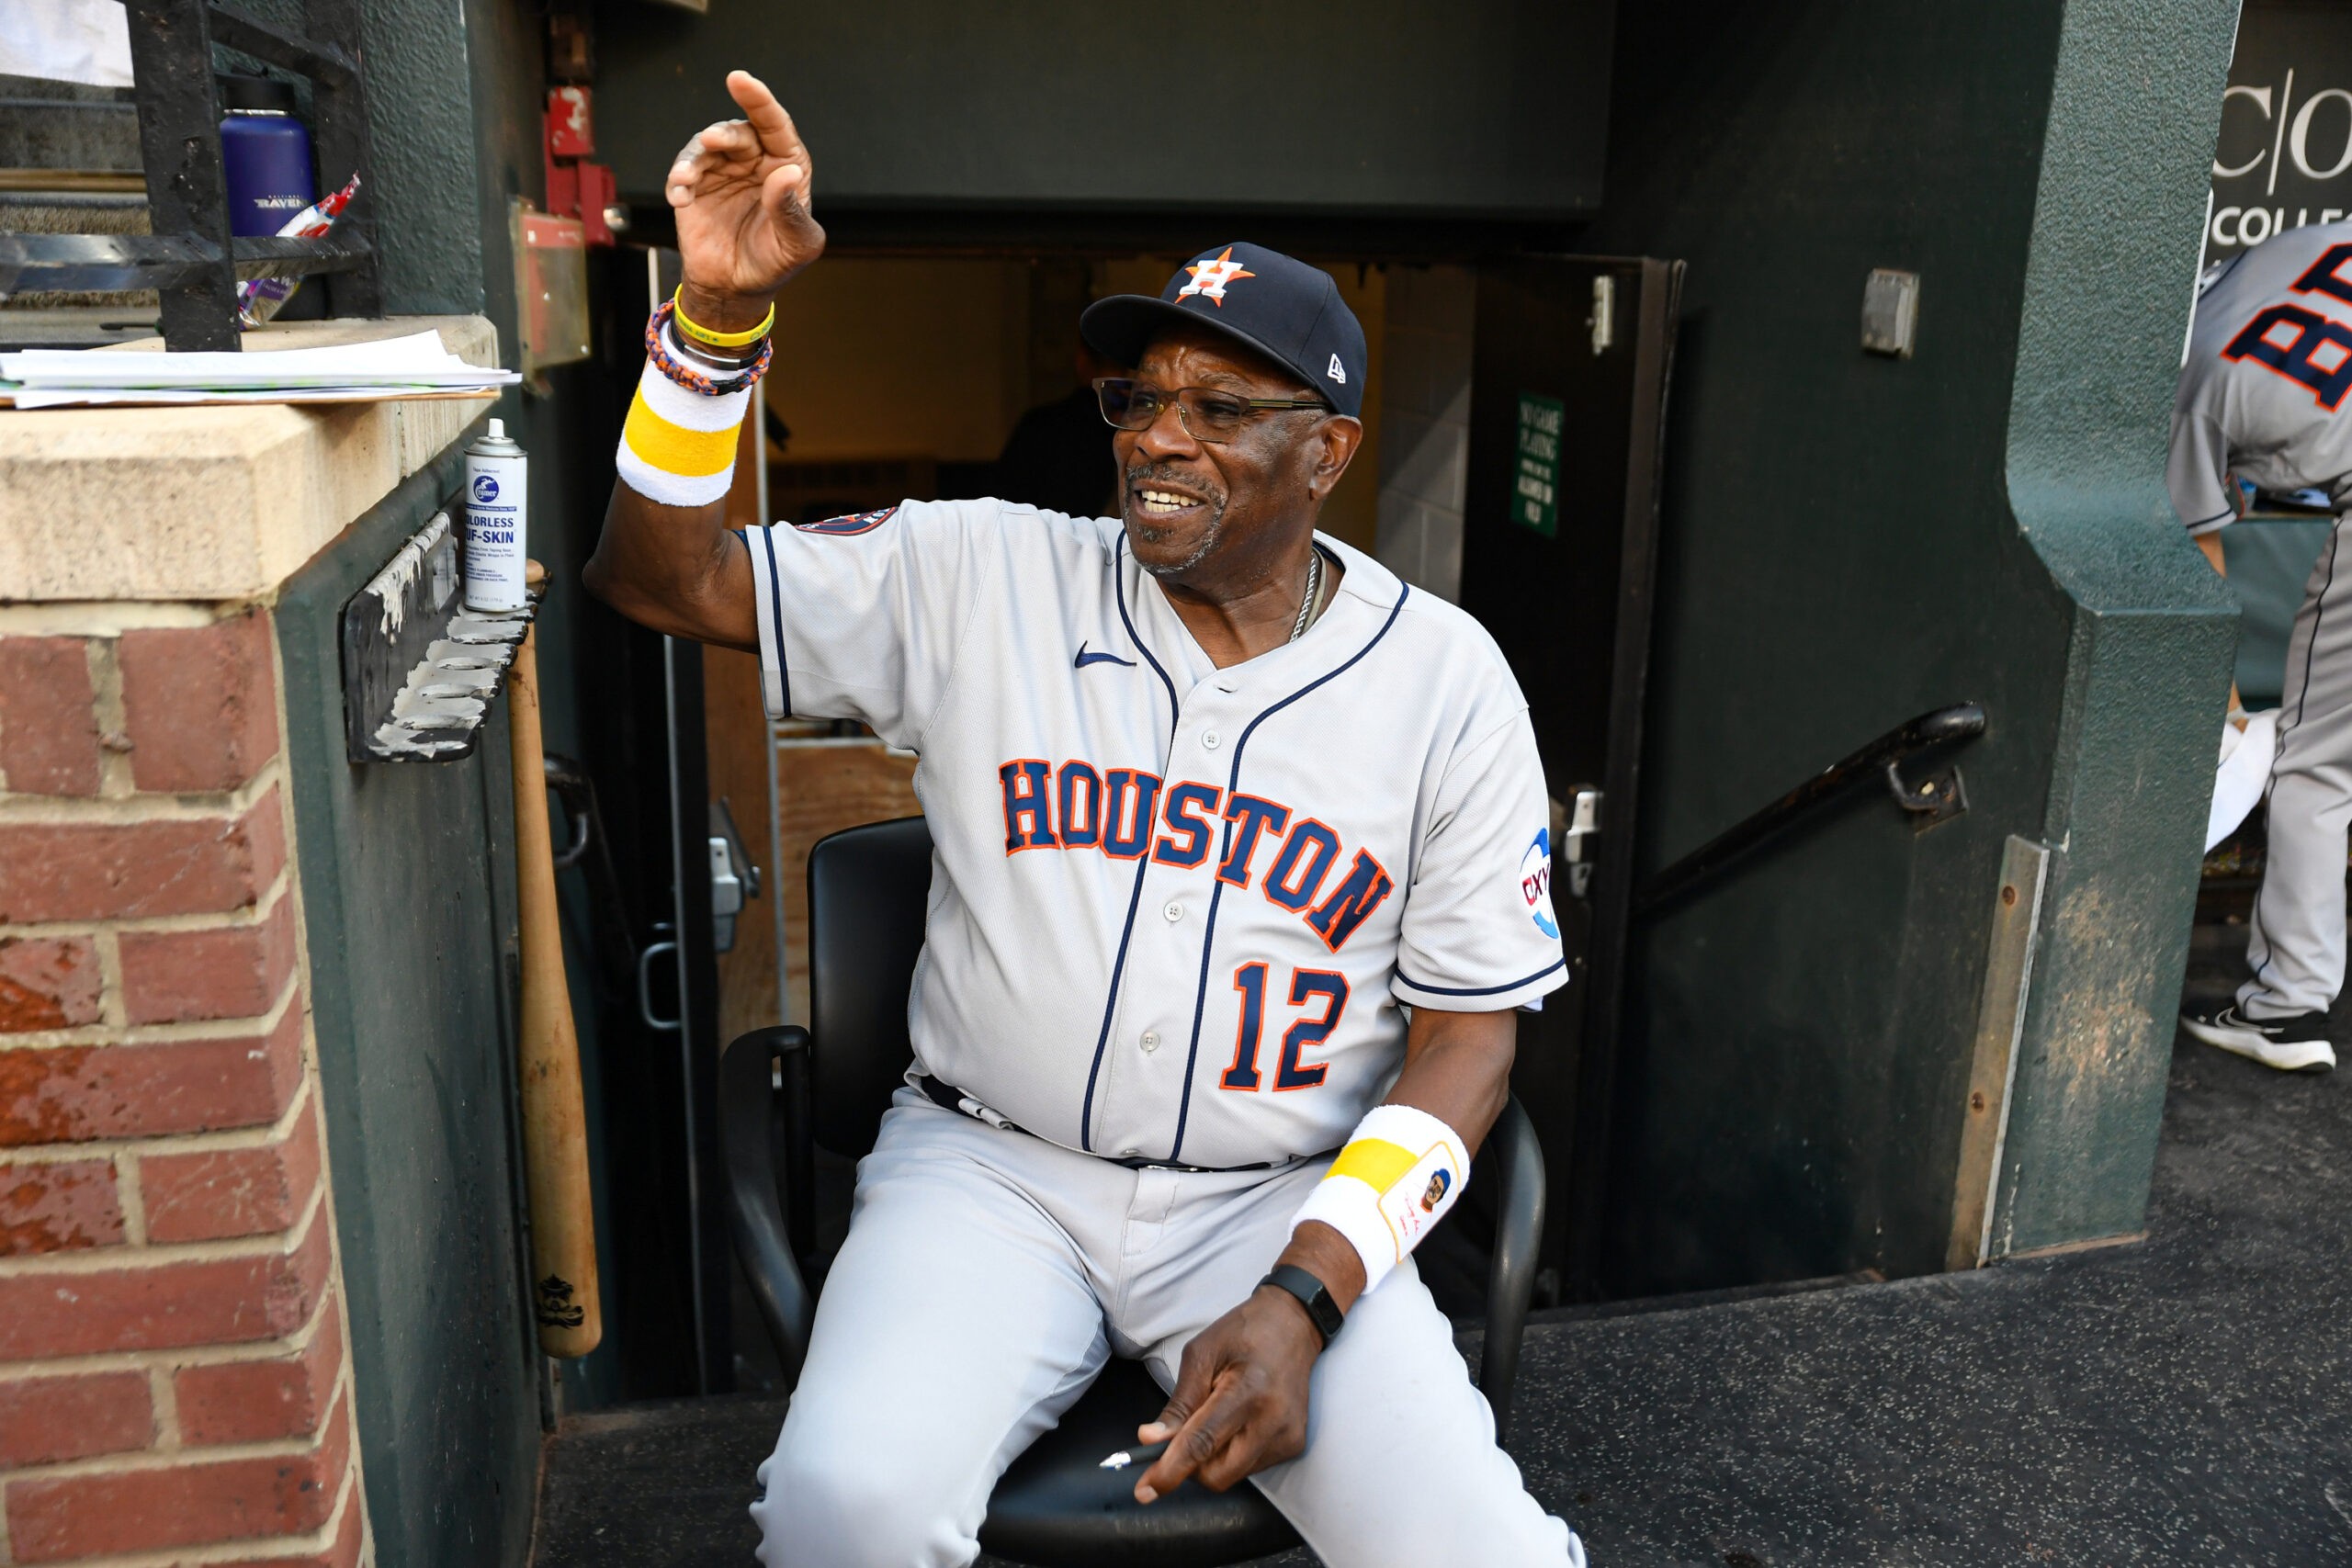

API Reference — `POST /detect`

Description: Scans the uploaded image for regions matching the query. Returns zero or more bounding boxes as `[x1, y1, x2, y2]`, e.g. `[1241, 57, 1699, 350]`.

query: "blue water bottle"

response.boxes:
[219, 74, 322, 318]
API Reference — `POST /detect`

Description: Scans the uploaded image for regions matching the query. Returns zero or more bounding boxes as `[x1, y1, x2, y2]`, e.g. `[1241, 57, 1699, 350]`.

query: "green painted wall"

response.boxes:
[1992, 0, 2244, 1256]
[587, 0, 1612, 217]
[277, 450, 541, 1568]
[249, 0, 634, 1551]
[1577, 0, 2239, 1293]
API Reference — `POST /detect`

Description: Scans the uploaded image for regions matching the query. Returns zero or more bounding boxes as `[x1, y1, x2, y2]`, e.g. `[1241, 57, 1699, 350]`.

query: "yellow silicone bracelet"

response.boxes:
[671, 287, 775, 348]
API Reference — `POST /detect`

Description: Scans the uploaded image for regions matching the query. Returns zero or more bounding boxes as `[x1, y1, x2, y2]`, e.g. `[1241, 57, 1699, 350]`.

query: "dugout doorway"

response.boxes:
[576, 243, 1682, 1399]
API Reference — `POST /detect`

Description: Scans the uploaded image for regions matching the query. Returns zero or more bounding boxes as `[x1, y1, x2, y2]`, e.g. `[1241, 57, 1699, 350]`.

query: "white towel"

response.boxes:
[2208, 709, 2278, 852]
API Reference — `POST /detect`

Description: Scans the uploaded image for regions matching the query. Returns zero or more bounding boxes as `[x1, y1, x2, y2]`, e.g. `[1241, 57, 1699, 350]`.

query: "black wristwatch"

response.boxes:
[1259, 1264, 1345, 1348]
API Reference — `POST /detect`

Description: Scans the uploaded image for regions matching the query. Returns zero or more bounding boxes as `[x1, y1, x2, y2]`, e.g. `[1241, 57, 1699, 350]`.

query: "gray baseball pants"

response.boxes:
[749, 1089, 1586, 1568]
[2245, 513, 2352, 1019]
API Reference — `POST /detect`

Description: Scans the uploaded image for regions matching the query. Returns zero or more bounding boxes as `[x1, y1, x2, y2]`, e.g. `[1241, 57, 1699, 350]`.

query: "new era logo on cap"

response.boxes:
[1077, 241, 1370, 419]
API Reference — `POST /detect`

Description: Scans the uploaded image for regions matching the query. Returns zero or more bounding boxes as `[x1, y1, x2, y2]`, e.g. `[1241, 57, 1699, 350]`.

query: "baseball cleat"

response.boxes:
[2179, 1001, 2336, 1072]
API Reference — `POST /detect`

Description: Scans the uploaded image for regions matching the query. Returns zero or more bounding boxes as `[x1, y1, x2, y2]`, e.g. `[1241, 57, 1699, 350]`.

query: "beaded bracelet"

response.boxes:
[643, 300, 774, 398]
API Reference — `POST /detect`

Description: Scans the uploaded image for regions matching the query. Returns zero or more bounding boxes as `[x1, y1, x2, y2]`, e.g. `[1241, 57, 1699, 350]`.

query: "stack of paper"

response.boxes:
[0, 331, 521, 409]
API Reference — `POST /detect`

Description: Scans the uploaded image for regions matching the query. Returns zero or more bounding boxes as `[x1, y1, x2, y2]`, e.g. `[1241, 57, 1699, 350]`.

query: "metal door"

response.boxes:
[1457, 254, 1683, 1299]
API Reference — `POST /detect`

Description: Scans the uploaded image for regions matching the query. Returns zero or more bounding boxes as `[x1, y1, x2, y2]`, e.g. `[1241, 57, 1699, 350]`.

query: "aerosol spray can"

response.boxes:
[464, 419, 528, 611]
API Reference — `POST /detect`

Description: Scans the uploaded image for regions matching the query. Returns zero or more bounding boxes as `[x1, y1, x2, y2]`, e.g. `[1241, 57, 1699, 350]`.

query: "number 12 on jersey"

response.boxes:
[1222, 962, 1350, 1091]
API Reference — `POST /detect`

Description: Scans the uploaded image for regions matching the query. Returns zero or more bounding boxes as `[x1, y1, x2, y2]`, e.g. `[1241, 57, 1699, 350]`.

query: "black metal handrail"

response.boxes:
[1634, 702, 1987, 915]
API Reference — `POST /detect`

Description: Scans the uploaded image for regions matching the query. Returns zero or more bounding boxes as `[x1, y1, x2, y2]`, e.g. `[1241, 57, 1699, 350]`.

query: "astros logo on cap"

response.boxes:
[1177, 247, 1256, 307]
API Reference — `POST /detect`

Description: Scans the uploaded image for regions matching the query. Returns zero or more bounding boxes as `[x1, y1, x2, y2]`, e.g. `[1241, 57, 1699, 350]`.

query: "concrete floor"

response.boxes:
[533, 934, 2352, 1567]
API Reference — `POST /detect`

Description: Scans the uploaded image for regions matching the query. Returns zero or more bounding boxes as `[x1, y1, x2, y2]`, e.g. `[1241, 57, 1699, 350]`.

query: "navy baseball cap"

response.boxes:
[1079, 243, 1366, 419]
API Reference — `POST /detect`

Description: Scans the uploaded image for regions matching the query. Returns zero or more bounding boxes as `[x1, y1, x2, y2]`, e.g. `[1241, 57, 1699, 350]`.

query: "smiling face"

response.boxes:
[1114, 322, 1361, 592]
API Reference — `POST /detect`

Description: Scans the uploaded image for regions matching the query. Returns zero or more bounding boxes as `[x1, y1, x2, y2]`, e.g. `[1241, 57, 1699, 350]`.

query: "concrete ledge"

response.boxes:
[0, 316, 500, 604]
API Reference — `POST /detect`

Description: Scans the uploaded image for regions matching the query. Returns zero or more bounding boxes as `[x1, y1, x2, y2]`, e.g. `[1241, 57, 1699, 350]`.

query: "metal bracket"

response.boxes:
[338, 509, 533, 762]
[1563, 786, 1602, 898]
[1886, 760, 1967, 827]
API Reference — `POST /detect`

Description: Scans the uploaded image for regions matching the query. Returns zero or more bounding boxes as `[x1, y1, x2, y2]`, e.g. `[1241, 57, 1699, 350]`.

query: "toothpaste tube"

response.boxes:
[236, 173, 360, 327]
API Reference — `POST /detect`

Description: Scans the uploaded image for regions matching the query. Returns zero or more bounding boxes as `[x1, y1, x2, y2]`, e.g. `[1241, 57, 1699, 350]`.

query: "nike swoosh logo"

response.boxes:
[1075, 642, 1136, 670]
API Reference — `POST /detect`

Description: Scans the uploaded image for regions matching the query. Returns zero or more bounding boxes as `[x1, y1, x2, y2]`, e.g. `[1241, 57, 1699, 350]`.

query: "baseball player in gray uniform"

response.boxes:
[2171, 218, 2352, 1073]
[587, 73, 1589, 1566]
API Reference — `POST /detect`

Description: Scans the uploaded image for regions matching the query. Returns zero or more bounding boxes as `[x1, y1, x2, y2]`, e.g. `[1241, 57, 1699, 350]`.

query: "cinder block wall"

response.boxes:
[0, 606, 368, 1568]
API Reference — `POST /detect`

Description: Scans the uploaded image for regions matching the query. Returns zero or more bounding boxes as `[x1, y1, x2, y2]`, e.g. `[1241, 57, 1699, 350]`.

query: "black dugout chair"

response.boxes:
[720, 816, 1547, 1567]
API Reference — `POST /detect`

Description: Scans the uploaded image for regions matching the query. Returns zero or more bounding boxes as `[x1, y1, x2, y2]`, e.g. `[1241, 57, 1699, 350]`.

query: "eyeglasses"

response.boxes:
[1092, 378, 1329, 444]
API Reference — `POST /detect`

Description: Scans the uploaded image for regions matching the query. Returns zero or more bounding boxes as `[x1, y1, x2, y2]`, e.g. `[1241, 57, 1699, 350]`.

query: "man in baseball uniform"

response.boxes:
[2171, 219, 2352, 1073]
[586, 73, 1586, 1566]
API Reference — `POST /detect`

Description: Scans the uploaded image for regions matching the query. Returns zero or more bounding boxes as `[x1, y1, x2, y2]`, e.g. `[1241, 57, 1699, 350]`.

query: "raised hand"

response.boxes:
[663, 70, 826, 332]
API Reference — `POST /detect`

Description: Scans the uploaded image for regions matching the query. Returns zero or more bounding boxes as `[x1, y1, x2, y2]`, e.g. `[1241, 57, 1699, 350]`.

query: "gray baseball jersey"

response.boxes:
[2171, 218, 2352, 533]
[742, 500, 1566, 1170]
[2171, 221, 2352, 1027]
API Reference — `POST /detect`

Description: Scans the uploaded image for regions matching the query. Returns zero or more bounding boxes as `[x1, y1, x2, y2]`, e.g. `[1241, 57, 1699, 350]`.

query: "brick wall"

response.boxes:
[0, 607, 368, 1568]
[1374, 264, 1477, 603]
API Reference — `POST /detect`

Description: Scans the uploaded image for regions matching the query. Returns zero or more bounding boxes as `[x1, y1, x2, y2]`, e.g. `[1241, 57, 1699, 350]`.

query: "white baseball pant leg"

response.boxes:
[2243, 513, 2352, 1019]
[750, 1092, 1585, 1568]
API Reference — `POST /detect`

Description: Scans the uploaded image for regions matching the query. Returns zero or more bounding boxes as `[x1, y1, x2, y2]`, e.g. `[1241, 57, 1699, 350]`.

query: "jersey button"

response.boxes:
[1140, 1030, 1160, 1053]
[1202, 728, 1222, 750]
[1162, 900, 1184, 922]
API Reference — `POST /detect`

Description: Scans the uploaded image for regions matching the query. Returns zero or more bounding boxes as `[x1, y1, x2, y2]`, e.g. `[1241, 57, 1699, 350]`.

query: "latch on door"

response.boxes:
[708, 798, 763, 953]
[1563, 787, 1602, 897]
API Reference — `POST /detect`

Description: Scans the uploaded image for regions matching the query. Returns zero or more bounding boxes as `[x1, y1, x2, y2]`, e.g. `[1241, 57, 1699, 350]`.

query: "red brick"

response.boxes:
[176, 1297, 342, 1446]
[0, 936, 102, 1035]
[6, 1385, 348, 1562]
[0, 1371, 152, 1468]
[118, 612, 280, 794]
[143, 1107, 322, 1245]
[120, 895, 298, 1027]
[0, 1001, 302, 1148]
[205, 1465, 363, 1568]
[0, 1156, 122, 1255]
[0, 787, 286, 924]
[0, 1201, 328, 1359]
[0, 637, 100, 797]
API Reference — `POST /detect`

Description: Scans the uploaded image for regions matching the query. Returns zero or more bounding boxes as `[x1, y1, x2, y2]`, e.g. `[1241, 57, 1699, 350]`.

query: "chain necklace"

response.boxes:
[1288, 547, 1325, 643]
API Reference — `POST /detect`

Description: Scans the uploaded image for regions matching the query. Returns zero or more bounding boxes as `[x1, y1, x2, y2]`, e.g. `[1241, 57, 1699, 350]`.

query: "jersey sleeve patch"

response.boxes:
[1518, 827, 1560, 939]
[797, 504, 900, 536]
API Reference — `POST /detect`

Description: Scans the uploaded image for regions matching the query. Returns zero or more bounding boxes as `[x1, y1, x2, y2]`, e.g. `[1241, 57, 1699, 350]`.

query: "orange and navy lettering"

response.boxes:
[999, 760, 1054, 852]
[997, 760, 1396, 953]
[1102, 770, 1160, 859]
[1153, 783, 1220, 867]
[1057, 762, 1103, 849]
[1305, 851, 1396, 953]
[1216, 795, 1289, 886]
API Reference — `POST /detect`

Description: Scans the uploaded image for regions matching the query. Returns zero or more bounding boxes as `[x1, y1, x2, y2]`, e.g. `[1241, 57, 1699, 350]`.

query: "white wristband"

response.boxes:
[1293, 1103, 1468, 1296]
[614, 352, 752, 508]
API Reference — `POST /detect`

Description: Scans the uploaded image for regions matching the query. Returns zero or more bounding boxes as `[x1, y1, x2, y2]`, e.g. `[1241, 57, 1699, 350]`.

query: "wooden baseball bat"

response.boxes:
[510, 559, 602, 1358]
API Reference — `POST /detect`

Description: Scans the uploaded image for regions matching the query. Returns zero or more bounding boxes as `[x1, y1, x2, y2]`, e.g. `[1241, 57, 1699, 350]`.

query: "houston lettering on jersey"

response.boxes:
[997, 759, 1395, 953]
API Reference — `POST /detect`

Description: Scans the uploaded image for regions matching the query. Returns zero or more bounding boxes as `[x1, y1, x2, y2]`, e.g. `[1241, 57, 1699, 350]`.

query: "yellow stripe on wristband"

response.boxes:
[623, 389, 741, 478]
[1326, 1136, 1419, 1194]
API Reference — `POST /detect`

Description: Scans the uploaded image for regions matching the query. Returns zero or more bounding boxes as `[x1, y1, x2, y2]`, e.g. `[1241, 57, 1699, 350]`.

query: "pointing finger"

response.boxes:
[1136, 1377, 1249, 1504]
[727, 70, 809, 167]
